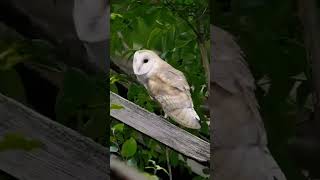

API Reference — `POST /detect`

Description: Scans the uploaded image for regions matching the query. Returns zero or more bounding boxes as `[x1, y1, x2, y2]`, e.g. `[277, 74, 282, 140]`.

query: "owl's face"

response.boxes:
[133, 50, 158, 75]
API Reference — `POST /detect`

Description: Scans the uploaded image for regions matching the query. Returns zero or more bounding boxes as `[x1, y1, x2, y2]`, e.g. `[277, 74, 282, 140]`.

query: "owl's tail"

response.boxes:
[169, 108, 201, 129]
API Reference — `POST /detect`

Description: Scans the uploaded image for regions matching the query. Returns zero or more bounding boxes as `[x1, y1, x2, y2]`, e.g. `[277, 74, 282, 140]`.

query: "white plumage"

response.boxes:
[132, 49, 201, 129]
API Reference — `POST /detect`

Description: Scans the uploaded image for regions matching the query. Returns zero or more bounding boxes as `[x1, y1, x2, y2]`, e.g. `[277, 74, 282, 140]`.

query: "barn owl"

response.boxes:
[132, 49, 201, 129]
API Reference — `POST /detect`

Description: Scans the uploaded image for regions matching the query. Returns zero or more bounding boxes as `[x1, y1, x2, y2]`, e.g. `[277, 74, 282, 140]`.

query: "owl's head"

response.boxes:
[133, 49, 159, 75]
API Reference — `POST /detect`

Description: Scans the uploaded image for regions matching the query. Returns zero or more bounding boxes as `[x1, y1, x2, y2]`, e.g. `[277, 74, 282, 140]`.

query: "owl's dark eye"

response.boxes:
[143, 59, 149, 63]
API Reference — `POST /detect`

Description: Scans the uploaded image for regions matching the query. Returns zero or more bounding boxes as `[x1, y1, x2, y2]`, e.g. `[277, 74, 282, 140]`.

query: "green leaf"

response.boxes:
[110, 75, 119, 84]
[121, 137, 137, 158]
[112, 123, 124, 133]
[111, 13, 123, 20]
[0, 47, 29, 70]
[170, 151, 179, 167]
[110, 103, 124, 110]
[155, 165, 169, 175]
[146, 27, 163, 49]
[143, 173, 159, 180]
[110, 83, 118, 93]
[165, 27, 176, 50]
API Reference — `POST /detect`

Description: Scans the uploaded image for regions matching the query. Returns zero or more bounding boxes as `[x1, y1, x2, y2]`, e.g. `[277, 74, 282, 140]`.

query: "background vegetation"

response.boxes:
[213, 0, 319, 179]
[0, 19, 108, 179]
[1, 0, 318, 179]
[110, 0, 210, 179]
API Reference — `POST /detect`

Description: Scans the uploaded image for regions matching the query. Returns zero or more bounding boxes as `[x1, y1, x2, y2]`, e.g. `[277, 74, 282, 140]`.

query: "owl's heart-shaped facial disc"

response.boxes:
[133, 50, 158, 75]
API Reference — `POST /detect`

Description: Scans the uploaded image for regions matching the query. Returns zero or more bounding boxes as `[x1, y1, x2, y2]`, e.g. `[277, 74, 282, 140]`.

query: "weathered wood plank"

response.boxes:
[110, 92, 210, 162]
[0, 93, 109, 180]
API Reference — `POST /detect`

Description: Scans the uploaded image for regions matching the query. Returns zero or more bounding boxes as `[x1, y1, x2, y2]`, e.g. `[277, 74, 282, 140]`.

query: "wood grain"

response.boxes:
[110, 92, 210, 162]
[0, 93, 109, 180]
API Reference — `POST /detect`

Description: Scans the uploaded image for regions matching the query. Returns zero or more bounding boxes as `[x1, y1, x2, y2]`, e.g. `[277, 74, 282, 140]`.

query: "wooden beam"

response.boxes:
[110, 92, 210, 162]
[0, 93, 109, 180]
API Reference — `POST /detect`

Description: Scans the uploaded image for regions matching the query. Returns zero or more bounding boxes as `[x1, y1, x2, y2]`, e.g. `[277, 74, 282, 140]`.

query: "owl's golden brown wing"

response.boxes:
[157, 64, 191, 93]
[146, 64, 200, 129]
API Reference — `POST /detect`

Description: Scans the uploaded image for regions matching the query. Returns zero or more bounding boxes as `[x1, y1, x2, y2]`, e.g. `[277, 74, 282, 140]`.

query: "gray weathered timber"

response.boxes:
[110, 92, 210, 162]
[0, 93, 108, 180]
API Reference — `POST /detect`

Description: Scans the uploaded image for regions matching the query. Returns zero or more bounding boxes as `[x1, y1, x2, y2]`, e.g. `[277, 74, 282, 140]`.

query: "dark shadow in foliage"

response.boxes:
[213, 0, 314, 179]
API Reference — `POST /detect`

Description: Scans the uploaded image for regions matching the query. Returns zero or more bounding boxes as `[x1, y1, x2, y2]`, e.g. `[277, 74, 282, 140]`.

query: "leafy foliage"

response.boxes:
[0, 25, 108, 147]
[55, 68, 108, 144]
[0, 36, 55, 104]
[121, 137, 138, 158]
[213, 0, 313, 179]
[111, 0, 209, 179]
[0, 24, 109, 179]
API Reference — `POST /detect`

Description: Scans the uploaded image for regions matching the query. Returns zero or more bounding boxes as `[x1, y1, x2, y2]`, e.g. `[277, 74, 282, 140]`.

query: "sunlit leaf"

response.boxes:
[110, 104, 124, 110]
[112, 123, 125, 133]
[121, 137, 137, 158]
[143, 173, 159, 180]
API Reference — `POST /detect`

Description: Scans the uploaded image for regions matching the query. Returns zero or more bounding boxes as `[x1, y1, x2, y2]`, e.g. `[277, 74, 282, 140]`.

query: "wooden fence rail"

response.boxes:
[0, 93, 109, 180]
[110, 92, 210, 162]
[0, 90, 210, 180]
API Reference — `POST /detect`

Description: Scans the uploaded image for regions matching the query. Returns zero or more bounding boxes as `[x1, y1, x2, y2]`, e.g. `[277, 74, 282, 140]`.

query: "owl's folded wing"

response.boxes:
[157, 66, 190, 93]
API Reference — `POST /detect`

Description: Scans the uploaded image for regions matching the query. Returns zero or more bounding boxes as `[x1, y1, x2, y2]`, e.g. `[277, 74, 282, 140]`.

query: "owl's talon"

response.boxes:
[164, 114, 168, 119]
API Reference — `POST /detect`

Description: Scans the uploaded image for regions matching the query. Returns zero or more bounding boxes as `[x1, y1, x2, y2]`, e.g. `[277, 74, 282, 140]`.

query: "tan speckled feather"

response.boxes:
[147, 63, 201, 129]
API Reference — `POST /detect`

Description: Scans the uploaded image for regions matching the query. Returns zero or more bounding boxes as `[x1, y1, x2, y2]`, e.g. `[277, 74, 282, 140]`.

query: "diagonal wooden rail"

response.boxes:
[110, 92, 210, 162]
[0, 93, 109, 180]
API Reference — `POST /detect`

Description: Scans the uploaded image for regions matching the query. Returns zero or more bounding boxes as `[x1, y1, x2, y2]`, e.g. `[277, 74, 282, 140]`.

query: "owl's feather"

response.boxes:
[133, 49, 201, 129]
[157, 64, 190, 92]
[147, 63, 200, 129]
